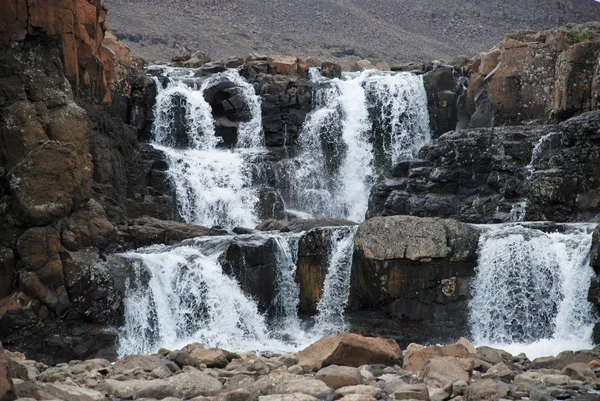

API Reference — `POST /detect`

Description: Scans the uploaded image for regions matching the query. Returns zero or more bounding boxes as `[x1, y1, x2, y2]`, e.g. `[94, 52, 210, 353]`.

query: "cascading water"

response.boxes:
[469, 224, 598, 359]
[313, 226, 358, 335]
[152, 68, 264, 228]
[118, 227, 358, 355]
[282, 69, 430, 222]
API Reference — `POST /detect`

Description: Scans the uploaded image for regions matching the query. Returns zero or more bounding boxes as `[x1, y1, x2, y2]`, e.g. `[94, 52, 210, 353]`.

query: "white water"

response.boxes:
[151, 69, 264, 227]
[470, 224, 597, 359]
[119, 227, 357, 355]
[313, 226, 358, 334]
[285, 69, 430, 222]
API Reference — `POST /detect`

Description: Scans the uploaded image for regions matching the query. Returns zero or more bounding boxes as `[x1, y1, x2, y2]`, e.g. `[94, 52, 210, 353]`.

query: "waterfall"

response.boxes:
[151, 69, 264, 228]
[313, 226, 358, 334]
[118, 226, 358, 355]
[284, 69, 430, 222]
[469, 224, 597, 358]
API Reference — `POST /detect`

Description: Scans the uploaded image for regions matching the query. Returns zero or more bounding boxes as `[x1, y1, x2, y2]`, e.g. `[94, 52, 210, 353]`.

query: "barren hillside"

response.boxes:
[106, 0, 600, 65]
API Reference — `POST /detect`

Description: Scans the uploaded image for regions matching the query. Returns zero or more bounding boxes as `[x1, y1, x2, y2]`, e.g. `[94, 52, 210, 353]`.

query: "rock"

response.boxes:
[167, 366, 223, 398]
[403, 344, 472, 371]
[418, 357, 473, 388]
[452, 380, 468, 396]
[43, 383, 105, 401]
[530, 385, 552, 401]
[113, 354, 172, 377]
[320, 62, 342, 79]
[335, 385, 384, 399]
[120, 217, 212, 248]
[268, 56, 299, 75]
[338, 395, 376, 401]
[351, 60, 375, 72]
[562, 362, 596, 381]
[10, 141, 92, 225]
[297, 332, 402, 372]
[392, 383, 430, 401]
[254, 373, 334, 399]
[465, 379, 510, 401]
[479, 49, 501, 75]
[100, 379, 179, 399]
[167, 350, 199, 368]
[423, 66, 460, 137]
[218, 388, 253, 401]
[189, 349, 229, 369]
[61, 199, 116, 251]
[0, 343, 16, 401]
[531, 349, 600, 370]
[457, 338, 477, 354]
[314, 365, 363, 389]
[258, 394, 318, 401]
[481, 362, 515, 383]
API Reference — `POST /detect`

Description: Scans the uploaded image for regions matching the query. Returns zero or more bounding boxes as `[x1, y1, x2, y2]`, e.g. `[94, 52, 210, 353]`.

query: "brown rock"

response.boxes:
[561, 362, 596, 381]
[478, 49, 501, 76]
[457, 338, 477, 354]
[320, 62, 342, 79]
[0, 342, 16, 401]
[113, 355, 171, 377]
[403, 344, 471, 371]
[268, 56, 299, 75]
[61, 199, 116, 251]
[120, 217, 211, 248]
[190, 348, 229, 369]
[0, 101, 47, 169]
[314, 365, 363, 389]
[297, 332, 402, 372]
[418, 356, 473, 388]
[0, 248, 15, 299]
[10, 141, 92, 225]
[466, 379, 510, 401]
[17, 226, 61, 273]
[393, 383, 430, 401]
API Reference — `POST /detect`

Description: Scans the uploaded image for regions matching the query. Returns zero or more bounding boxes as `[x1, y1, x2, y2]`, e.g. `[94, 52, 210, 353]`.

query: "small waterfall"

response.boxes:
[151, 69, 264, 228]
[284, 69, 430, 222]
[313, 226, 358, 334]
[469, 224, 597, 358]
[118, 227, 358, 355]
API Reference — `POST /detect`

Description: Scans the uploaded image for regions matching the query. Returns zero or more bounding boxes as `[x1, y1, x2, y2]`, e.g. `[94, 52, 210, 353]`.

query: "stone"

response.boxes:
[61, 199, 116, 251]
[167, 366, 223, 398]
[0, 343, 16, 401]
[530, 385, 552, 401]
[351, 60, 375, 72]
[167, 350, 199, 368]
[258, 394, 318, 401]
[43, 383, 105, 401]
[218, 388, 253, 401]
[120, 217, 211, 248]
[113, 355, 171, 377]
[465, 379, 510, 401]
[335, 385, 384, 399]
[338, 395, 376, 401]
[189, 349, 229, 369]
[268, 56, 299, 75]
[100, 379, 179, 399]
[479, 49, 501, 75]
[481, 362, 515, 383]
[297, 332, 402, 372]
[561, 362, 596, 381]
[320, 62, 342, 79]
[314, 365, 363, 389]
[10, 141, 92, 225]
[457, 338, 477, 354]
[253, 373, 334, 399]
[392, 383, 430, 401]
[418, 357, 473, 388]
[403, 344, 472, 371]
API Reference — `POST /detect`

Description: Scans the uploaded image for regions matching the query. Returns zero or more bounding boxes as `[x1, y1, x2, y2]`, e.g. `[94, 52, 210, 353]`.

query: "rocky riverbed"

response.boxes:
[2, 332, 600, 401]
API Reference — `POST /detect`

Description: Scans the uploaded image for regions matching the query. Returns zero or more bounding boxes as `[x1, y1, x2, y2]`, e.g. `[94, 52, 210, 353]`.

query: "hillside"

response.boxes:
[105, 0, 600, 65]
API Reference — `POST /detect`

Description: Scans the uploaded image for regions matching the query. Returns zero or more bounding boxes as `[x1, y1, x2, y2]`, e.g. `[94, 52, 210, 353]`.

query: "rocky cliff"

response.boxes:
[3, 0, 600, 365]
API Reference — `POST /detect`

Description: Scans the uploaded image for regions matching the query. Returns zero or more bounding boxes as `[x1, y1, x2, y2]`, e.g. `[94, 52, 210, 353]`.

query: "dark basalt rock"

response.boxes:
[350, 216, 479, 341]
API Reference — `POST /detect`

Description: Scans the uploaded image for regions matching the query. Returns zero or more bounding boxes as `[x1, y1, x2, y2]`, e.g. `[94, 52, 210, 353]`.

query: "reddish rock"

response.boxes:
[478, 49, 501, 75]
[268, 56, 299, 75]
[403, 344, 471, 371]
[297, 332, 402, 372]
[0, 249, 15, 299]
[189, 348, 229, 369]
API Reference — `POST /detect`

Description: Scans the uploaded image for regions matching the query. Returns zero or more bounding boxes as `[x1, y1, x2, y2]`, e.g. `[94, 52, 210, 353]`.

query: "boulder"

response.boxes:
[189, 348, 229, 369]
[392, 383, 430, 401]
[113, 354, 171, 377]
[457, 338, 477, 354]
[0, 248, 15, 299]
[10, 141, 92, 225]
[254, 373, 334, 399]
[0, 343, 16, 401]
[418, 357, 473, 388]
[403, 344, 472, 371]
[338, 395, 376, 401]
[481, 362, 515, 383]
[61, 199, 116, 251]
[561, 362, 596, 381]
[465, 379, 510, 401]
[259, 394, 318, 401]
[100, 379, 179, 399]
[268, 56, 299, 75]
[351, 60, 374, 72]
[119, 217, 212, 248]
[335, 385, 384, 399]
[297, 332, 402, 372]
[167, 366, 223, 398]
[314, 365, 363, 390]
